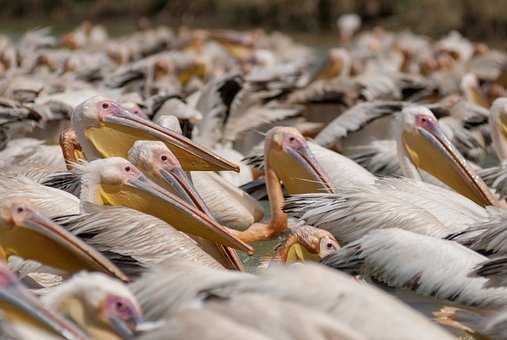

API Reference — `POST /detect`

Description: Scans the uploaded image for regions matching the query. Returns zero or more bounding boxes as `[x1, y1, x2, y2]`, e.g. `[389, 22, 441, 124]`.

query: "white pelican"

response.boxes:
[55, 132, 252, 269]
[138, 308, 272, 340]
[127, 140, 263, 230]
[56, 202, 224, 276]
[322, 228, 507, 308]
[0, 174, 79, 219]
[186, 294, 366, 340]
[132, 260, 455, 340]
[284, 177, 487, 244]
[230, 127, 338, 242]
[42, 272, 144, 339]
[71, 96, 239, 172]
[0, 200, 127, 282]
[396, 106, 497, 207]
[0, 263, 87, 340]
[74, 157, 252, 254]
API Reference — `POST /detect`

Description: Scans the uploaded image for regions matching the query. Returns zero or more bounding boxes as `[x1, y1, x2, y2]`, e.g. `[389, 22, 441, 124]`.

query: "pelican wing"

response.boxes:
[242, 142, 265, 171]
[40, 171, 81, 197]
[131, 258, 254, 320]
[224, 105, 301, 143]
[55, 203, 223, 277]
[284, 190, 450, 244]
[287, 78, 359, 106]
[193, 74, 243, 147]
[346, 139, 401, 176]
[0, 175, 79, 218]
[285, 178, 485, 243]
[479, 161, 507, 200]
[447, 207, 507, 255]
[471, 257, 507, 288]
[314, 101, 404, 147]
[322, 228, 507, 308]
[133, 259, 454, 340]
[192, 172, 262, 229]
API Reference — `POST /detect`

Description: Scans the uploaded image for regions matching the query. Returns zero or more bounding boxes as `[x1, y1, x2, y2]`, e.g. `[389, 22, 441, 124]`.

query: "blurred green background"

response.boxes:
[1, 0, 507, 46]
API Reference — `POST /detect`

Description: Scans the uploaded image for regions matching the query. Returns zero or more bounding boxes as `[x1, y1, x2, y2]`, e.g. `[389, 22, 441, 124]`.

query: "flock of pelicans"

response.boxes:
[5, 15, 507, 339]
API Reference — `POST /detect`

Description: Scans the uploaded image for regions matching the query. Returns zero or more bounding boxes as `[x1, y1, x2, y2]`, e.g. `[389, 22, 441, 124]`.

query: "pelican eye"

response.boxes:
[161, 155, 168, 161]
[124, 166, 131, 172]
[102, 103, 110, 109]
[16, 207, 23, 213]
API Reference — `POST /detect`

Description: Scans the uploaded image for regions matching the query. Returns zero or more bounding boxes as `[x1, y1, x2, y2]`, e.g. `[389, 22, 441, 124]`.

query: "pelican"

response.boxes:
[0, 200, 127, 282]
[274, 224, 340, 264]
[42, 272, 144, 339]
[132, 259, 455, 340]
[127, 140, 250, 271]
[127, 140, 263, 230]
[322, 228, 507, 308]
[0, 263, 87, 340]
[55, 202, 224, 276]
[0, 174, 80, 219]
[74, 157, 252, 253]
[56, 131, 252, 269]
[230, 126, 337, 242]
[71, 96, 239, 172]
[138, 308, 273, 340]
[175, 294, 366, 340]
[396, 106, 497, 207]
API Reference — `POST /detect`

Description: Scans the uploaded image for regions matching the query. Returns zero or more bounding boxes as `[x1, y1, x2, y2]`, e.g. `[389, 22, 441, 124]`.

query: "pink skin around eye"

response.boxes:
[104, 296, 140, 328]
[415, 114, 437, 130]
[97, 101, 122, 120]
[284, 135, 306, 150]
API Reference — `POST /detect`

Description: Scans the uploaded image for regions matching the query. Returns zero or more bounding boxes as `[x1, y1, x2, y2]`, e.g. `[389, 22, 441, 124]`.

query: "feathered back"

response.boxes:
[322, 228, 507, 308]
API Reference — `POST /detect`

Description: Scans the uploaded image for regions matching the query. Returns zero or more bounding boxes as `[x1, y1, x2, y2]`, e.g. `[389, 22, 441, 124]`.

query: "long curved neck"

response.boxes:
[79, 173, 102, 207]
[264, 157, 288, 233]
[490, 111, 507, 161]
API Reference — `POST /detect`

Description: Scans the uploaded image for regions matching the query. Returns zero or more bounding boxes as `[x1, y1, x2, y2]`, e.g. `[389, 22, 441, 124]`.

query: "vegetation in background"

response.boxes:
[2, 0, 507, 44]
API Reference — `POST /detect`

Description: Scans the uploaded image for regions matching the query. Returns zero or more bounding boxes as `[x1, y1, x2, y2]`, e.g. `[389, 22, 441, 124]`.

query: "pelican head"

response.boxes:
[128, 140, 208, 211]
[43, 272, 143, 339]
[397, 106, 495, 207]
[490, 97, 507, 160]
[265, 127, 333, 195]
[280, 226, 340, 263]
[0, 200, 127, 282]
[77, 157, 252, 254]
[0, 263, 87, 339]
[71, 96, 239, 172]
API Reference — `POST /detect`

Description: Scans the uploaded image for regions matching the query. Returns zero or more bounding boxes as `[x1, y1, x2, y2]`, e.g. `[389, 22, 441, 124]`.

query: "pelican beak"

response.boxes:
[158, 166, 210, 213]
[86, 105, 239, 172]
[108, 315, 143, 339]
[0, 273, 87, 339]
[99, 175, 253, 254]
[2, 207, 129, 282]
[402, 120, 496, 207]
[285, 243, 320, 263]
[269, 141, 333, 195]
